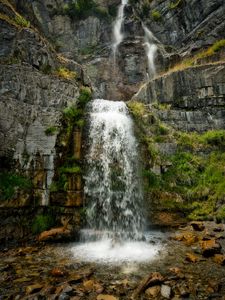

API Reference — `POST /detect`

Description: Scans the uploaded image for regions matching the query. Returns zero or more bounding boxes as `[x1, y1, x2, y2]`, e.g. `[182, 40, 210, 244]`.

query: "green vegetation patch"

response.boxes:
[0, 172, 32, 201]
[31, 213, 55, 234]
[151, 9, 162, 21]
[14, 15, 30, 27]
[169, 0, 183, 9]
[45, 126, 58, 136]
[55, 67, 77, 80]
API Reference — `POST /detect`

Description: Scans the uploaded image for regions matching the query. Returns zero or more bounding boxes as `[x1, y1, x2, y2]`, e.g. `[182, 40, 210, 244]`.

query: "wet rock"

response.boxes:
[97, 295, 118, 300]
[145, 285, 161, 298]
[58, 294, 70, 300]
[132, 272, 164, 298]
[191, 222, 205, 232]
[200, 239, 222, 257]
[83, 280, 95, 292]
[173, 232, 198, 246]
[38, 227, 71, 242]
[213, 254, 225, 266]
[25, 284, 43, 294]
[161, 285, 171, 299]
[185, 253, 199, 263]
[50, 267, 67, 277]
[213, 226, 224, 232]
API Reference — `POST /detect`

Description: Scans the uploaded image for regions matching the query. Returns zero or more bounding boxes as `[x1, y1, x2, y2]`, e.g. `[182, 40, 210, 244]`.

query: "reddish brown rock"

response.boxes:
[50, 267, 67, 277]
[200, 239, 221, 257]
[185, 253, 199, 263]
[213, 254, 225, 265]
[145, 285, 161, 297]
[38, 227, 71, 242]
[132, 272, 164, 298]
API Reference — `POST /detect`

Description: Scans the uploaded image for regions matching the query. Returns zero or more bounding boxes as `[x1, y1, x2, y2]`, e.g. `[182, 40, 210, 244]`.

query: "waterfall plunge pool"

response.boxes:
[70, 230, 165, 264]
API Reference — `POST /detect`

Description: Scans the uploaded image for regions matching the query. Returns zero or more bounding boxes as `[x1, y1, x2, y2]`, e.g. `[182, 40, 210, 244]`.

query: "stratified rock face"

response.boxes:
[0, 3, 81, 207]
[134, 63, 225, 131]
[134, 0, 225, 54]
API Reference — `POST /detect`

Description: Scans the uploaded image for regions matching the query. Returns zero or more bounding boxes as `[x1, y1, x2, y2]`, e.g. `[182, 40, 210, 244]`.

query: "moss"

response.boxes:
[14, 15, 30, 27]
[151, 9, 162, 21]
[55, 67, 77, 80]
[59, 166, 81, 174]
[127, 101, 146, 118]
[45, 126, 58, 136]
[31, 214, 55, 234]
[0, 172, 32, 201]
[167, 39, 225, 74]
[188, 200, 215, 221]
[169, 0, 183, 9]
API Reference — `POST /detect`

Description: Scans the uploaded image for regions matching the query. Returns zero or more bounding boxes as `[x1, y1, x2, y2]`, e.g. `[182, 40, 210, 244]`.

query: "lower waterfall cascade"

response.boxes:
[71, 99, 163, 263]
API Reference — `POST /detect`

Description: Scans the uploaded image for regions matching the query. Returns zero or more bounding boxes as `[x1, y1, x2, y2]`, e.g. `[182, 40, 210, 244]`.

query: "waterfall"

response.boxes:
[84, 99, 143, 240]
[143, 25, 158, 78]
[112, 0, 128, 57]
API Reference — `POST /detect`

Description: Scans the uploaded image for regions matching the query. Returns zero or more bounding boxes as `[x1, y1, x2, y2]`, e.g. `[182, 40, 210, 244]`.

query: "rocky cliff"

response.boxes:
[0, 0, 225, 242]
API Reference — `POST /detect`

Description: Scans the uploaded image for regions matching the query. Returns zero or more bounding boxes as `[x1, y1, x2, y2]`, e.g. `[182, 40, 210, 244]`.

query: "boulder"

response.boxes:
[200, 239, 222, 257]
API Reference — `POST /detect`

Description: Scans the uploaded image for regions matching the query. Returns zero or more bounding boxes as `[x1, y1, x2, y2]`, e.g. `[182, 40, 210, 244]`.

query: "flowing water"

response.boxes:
[112, 0, 128, 58]
[143, 25, 158, 78]
[71, 99, 162, 263]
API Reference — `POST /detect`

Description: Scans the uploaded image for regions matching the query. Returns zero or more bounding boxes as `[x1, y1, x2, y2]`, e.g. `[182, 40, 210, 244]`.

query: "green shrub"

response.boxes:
[63, 106, 83, 124]
[128, 101, 146, 118]
[78, 86, 92, 107]
[45, 126, 58, 136]
[15, 15, 30, 27]
[200, 130, 225, 147]
[151, 9, 162, 21]
[0, 172, 32, 201]
[63, 0, 97, 20]
[31, 214, 55, 234]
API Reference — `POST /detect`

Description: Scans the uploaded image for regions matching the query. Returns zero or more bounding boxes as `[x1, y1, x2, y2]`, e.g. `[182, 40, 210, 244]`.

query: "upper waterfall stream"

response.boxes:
[112, 0, 128, 57]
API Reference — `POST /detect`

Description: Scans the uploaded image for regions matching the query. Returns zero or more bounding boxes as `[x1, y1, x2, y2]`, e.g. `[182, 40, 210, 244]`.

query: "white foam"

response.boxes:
[71, 239, 161, 264]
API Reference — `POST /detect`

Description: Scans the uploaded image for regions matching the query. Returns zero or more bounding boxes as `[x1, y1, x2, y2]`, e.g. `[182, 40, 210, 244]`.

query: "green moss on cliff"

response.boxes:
[0, 172, 32, 201]
[128, 100, 225, 221]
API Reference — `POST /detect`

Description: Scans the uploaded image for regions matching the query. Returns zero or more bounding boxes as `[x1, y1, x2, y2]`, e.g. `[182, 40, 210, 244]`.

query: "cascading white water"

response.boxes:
[71, 99, 162, 263]
[143, 25, 158, 78]
[112, 0, 128, 57]
[84, 99, 143, 240]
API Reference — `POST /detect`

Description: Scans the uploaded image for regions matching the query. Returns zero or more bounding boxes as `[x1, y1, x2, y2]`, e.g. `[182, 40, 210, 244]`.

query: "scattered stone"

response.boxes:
[83, 280, 95, 292]
[132, 272, 164, 298]
[97, 295, 118, 300]
[58, 293, 70, 300]
[213, 226, 224, 232]
[145, 285, 161, 297]
[191, 221, 205, 231]
[200, 239, 221, 257]
[185, 253, 199, 263]
[213, 254, 225, 265]
[38, 227, 71, 242]
[173, 232, 198, 245]
[161, 285, 171, 299]
[26, 284, 43, 294]
[50, 267, 67, 277]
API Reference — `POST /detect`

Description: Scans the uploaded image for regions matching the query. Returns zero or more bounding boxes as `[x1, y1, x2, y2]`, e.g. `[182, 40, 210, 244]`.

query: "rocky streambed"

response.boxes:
[1, 222, 225, 299]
